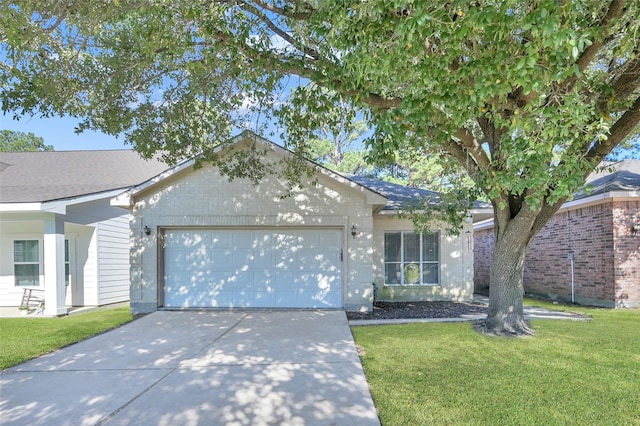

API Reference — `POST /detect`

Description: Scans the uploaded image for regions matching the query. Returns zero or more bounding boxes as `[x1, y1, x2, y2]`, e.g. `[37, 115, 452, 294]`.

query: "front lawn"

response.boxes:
[352, 303, 640, 425]
[0, 306, 133, 369]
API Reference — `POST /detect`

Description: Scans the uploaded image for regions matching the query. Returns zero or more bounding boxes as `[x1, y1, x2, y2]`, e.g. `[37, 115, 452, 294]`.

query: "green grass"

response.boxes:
[0, 306, 133, 369]
[352, 302, 640, 425]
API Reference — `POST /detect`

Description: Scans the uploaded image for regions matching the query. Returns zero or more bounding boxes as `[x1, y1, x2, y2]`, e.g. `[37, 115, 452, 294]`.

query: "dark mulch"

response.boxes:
[346, 300, 489, 320]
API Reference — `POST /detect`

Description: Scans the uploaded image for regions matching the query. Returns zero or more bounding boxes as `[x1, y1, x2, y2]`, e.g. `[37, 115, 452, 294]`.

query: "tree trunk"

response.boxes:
[482, 216, 536, 336]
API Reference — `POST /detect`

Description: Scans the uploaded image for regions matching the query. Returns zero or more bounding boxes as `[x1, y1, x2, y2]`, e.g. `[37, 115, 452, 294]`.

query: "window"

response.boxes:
[384, 231, 439, 285]
[65, 239, 70, 287]
[14, 240, 41, 287]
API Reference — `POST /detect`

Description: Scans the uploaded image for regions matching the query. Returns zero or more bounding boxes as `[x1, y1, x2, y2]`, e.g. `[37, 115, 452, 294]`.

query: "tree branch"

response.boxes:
[586, 94, 640, 165]
[442, 140, 474, 185]
[598, 53, 640, 113]
[452, 128, 491, 171]
[239, 1, 320, 60]
[551, 0, 628, 99]
[575, 0, 626, 74]
[246, 0, 314, 20]
[210, 26, 401, 111]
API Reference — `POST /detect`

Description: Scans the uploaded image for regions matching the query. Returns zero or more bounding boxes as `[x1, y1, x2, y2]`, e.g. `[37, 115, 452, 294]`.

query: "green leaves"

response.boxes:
[1, 0, 638, 225]
[0, 130, 54, 152]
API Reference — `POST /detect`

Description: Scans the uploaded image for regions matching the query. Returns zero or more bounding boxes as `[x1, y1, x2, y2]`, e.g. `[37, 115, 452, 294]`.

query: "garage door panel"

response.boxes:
[165, 231, 207, 248]
[164, 229, 342, 308]
[209, 232, 232, 247]
[318, 231, 341, 246]
[297, 249, 340, 270]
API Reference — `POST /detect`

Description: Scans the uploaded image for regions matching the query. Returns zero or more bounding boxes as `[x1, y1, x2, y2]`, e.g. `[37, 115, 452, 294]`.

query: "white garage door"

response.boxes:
[163, 229, 342, 308]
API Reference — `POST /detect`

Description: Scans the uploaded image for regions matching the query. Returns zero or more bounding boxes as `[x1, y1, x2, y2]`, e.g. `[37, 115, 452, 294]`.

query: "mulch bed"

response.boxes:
[346, 300, 489, 320]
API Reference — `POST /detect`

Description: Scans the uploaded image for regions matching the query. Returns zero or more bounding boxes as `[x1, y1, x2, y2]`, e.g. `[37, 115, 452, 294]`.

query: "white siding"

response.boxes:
[0, 219, 45, 306]
[1, 197, 131, 308]
[67, 223, 98, 306]
[68, 198, 131, 305]
[96, 214, 131, 305]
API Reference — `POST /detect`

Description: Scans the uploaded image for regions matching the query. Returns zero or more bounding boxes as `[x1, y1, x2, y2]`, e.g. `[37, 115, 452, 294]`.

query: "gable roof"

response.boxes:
[0, 150, 169, 203]
[112, 132, 389, 211]
[575, 159, 640, 200]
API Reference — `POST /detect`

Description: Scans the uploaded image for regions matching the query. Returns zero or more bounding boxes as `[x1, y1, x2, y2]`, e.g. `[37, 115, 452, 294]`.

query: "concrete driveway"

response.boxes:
[1, 311, 380, 426]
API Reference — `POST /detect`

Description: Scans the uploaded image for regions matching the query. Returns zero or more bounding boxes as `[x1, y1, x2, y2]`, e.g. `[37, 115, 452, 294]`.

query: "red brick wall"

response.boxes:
[524, 203, 615, 306]
[474, 199, 639, 307]
[613, 200, 640, 307]
[473, 228, 493, 294]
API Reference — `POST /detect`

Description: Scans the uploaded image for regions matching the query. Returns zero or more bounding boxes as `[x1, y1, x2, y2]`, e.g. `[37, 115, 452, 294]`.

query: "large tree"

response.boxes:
[0, 130, 53, 151]
[276, 85, 372, 175]
[2, 1, 639, 335]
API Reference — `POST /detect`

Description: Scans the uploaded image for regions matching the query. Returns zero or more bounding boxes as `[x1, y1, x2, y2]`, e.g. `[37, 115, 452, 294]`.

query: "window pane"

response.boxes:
[65, 263, 70, 286]
[384, 263, 401, 285]
[14, 240, 39, 262]
[15, 264, 40, 286]
[403, 233, 420, 262]
[65, 240, 69, 262]
[422, 263, 439, 284]
[404, 263, 421, 284]
[422, 232, 439, 262]
[384, 233, 402, 262]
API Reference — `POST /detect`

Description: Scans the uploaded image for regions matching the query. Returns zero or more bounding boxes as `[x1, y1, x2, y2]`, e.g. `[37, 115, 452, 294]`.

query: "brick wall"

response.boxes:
[474, 199, 639, 308]
[613, 200, 640, 308]
[473, 227, 493, 295]
[524, 203, 615, 306]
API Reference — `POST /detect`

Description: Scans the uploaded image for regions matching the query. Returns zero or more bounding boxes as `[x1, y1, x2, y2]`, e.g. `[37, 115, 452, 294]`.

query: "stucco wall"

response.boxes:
[474, 199, 640, 308]
[371, 216, 474, 302]
[130, 162, 377, 313]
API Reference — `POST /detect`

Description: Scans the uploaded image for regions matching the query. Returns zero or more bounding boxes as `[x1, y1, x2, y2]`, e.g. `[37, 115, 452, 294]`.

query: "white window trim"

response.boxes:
[13, 238, 44, 288]
[12, 237, 72, 288]
[64, 239, 71, 287]
[383, 231, 440, 286]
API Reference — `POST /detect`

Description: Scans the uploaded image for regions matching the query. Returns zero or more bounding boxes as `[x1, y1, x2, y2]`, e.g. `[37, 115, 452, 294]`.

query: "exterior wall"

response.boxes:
[96, 215, 131, 305]
[474, 199, 639, 308]
[524, 204, 615, 306]
[130, 163, 376, 313]
[0, 197, 130, 308]
[68, 199, 131, 306]
[372, 216, 474, 302]
[612, 200, 640, 308]
[65, 223, 96, 306]
[0, 217, 47, 306]
[473, 227, 493, 295]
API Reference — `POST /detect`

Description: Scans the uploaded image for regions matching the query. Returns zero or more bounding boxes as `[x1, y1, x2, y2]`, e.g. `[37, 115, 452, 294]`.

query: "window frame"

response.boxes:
[64, 239, 71, 287]
[383, 231, 440, 286]
[13, 239, 43, 287]
[12, 238, 72, 287]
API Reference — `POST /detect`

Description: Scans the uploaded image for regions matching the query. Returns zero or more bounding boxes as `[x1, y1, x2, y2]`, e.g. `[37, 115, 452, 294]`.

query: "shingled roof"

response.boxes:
[0, 150, 169, 203]
[575, 159, 640, 200]
[344, 174, 492, 211]
[344, 175, 440, 210]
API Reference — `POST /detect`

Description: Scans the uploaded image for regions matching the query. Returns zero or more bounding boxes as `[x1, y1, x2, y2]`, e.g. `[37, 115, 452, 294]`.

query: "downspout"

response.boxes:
[568, 252, 575, 304]
[567, 211, 575, 304]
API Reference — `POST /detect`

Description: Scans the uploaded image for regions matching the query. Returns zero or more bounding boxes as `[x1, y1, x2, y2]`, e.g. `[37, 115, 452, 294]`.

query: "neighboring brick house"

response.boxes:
[474, 160, 640, 308]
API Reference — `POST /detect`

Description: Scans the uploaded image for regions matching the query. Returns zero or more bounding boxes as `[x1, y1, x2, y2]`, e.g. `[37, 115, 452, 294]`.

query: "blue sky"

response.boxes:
[1, 114, 129, 151]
